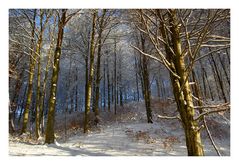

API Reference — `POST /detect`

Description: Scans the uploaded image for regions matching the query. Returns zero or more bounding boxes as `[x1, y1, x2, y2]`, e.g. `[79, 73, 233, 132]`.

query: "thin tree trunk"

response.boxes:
[218, 52, 230, 86]
[84, 11, 97, 133]
[107, 58, 111, 112]
[21, 9, 37, 134]
[140, 33, 153, 123]
[134, 57, 140, 101]
[75, 68, 78, 112]
[103, 61, 106, 110]
[134, 57, 139, 102]
[199, 60, 214, 100]
[119, 54, 123, 107]
[155, 76, 160, 98]
[35, 10, 44, 138]
[209, 51, 227, 102]
[114, 39, 117, 115]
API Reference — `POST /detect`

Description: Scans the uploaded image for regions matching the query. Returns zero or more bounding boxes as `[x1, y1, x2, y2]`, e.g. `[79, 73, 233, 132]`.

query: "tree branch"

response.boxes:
[130, 44, 181, 79]
[203, 116, 222, 156]
[194, 103, 230, 121]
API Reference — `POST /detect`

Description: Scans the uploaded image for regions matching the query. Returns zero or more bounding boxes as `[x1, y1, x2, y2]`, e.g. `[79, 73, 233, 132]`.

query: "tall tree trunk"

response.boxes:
[218, 51, 230, 85]
[111, 74, 114, 104]
[84, 11, 97, 133]
[155, 76, 160, 98]
[45, 9, 67, 144]
[21, 9, 37, 134]
[160, 9, 204, 155]
[92, 10, 106, 124]
[209, 51, 227, 102]
[75, 68, 78, 112]
[114, 39, 117, 115]
[118, 54, 123, 107]
[199, 60, 214, 100]
[138, 57, 145, 100]
[103, 61, 106, 110]
[107, 58, 111, 112]
[35, 10, 44, 138]
[39, 34, 54, 135]
[140, 33, 153, 123]
[134, 57, 140, 101]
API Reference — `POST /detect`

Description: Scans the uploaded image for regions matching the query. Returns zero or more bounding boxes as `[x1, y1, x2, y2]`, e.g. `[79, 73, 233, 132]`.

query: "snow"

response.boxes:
[9, 122, 229, 156]
[9, 100, 230, 156]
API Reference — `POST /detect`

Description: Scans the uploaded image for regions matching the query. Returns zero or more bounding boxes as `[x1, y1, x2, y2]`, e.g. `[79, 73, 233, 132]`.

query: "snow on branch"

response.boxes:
[157, 114, 181, 121]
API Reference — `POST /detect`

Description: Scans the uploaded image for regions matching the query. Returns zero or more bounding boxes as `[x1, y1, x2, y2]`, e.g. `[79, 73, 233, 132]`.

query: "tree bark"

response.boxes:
[45, 9, 67, 144]
[159, 9, 204, 155]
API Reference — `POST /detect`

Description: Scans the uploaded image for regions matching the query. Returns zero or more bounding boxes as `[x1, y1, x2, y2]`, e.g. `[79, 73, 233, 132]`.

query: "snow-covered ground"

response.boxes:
[9, 122, 229, 156]
[9, 100, 230, 156]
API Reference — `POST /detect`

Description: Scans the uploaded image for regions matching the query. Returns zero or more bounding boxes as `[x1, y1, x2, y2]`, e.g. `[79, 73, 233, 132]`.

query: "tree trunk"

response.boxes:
[209, 51, 227, 102]
[218, 52, 230, 86]
[155, 76, 160, 98]
[199, 60, 214, 100]
[92, 10, 106, 124]
[140, 33, 153, 123]
[35, 10, 44, 138]
[160, 9, 204, 155]
[107, 58, 111, 112]
[103, 61, 106, 110]
[84, 11, 97, 133]
[45, 9, 67, 144]
[18, 84, 28, 125]
[114, 39, 117, 115]
[134, 57, 140, 101]
[21, 9, 37, 134]
[75, 68, 78, 112]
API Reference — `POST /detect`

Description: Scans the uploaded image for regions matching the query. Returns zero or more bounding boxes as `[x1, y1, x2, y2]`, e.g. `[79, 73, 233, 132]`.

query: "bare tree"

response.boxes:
[131, 9, 229, 156]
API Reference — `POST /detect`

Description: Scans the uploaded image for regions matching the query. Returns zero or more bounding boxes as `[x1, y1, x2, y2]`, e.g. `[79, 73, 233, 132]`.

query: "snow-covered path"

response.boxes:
[9, 121, 229, 156]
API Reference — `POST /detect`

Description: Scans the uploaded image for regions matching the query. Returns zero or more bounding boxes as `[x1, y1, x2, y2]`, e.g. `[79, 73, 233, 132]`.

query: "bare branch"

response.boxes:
[194, 103, 230, 121]
[130, 44, 181, 79]
[195, 46, 229, 62]
[203, 117, 222, 156]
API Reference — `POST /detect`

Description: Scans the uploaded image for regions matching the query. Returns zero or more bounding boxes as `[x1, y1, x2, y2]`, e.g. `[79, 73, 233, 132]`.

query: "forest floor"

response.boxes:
[9, 99, 230, 156]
